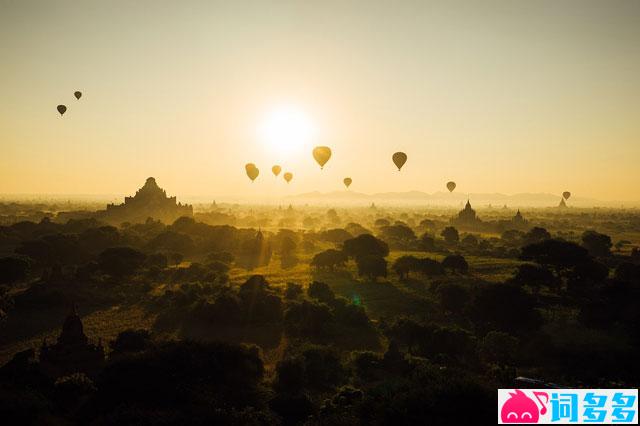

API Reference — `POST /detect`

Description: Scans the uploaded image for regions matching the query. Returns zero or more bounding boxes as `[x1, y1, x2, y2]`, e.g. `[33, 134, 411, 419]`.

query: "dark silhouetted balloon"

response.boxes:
[312, 146, 332, 169]
[447, 181, 456, 192]
[57, 105, 67, 116]
[272, 165, 282, 176]
[563, 191, 571, 200]
[74, 91, 82, 100]
[245, 163, 259, 182]
[343, 177, 352, 188]
[392, 152, 407, 171]
[283, 172, 293, 183]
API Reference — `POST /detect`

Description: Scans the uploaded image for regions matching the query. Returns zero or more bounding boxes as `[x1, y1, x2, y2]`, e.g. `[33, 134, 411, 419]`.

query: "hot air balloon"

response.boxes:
[343, 177, 352, 188]
[392, 152, 407, 171]
[446, 181, 456, 192]
[272, 165, 282, 177]
[283, 172, 293, 183]
[312, 146, 332, 169]
[245, 164, 259, 182]
[563, 191, 571, 200]
[74, 91, 82, 100]
[57, 105, 67, 116]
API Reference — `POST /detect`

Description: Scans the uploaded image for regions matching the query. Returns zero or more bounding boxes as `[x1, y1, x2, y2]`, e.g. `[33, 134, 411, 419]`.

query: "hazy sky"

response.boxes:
[1, 0, 639, 201]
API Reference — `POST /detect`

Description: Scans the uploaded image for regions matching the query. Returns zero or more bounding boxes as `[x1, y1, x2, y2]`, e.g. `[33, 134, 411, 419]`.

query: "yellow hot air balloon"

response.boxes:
[446, 181, 456, 192]
[563, 191, 571, 200]
[312, 146, 332, 169]
[245, 164, 259, 182]
[392, 152, 407, 171]
[283, 172, 293, 183]
[74, 91, 82, 100]
[57, 105, 67, 116]
[272, 165, 282, 177]
[343, 177, 352, 188]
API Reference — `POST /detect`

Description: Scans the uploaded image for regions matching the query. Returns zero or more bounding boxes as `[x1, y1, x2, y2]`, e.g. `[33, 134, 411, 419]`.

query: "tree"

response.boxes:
[419, 233, 436, 251]
[310, 249, 348, 271]
[308, 281, 335, 304]
[471, 283, 541, 333]
[442, 254, 469, 274]
[511, 264, 558, 292]
[441, 227, 459, 244]
[98, 247, 146, 278]
[0, 257, 29, 284]
[479, 331, 519, 365]
[110, 329, 153, 356]
[279, 236, 298, 269]
[437, 283, 470, 313]
[374, 218, 390, 228]
[392, 255, 420, 280]
[356, 255, 387, 281]
[461, 234, 478, 248]
[520, 239, 589, 273]
[320, 228, 353, 244]
[501, 230, 525, 246]
[522, 227, 551, 245]
[378, 225, 416, 247]
[342, 234, 389, 260]
[581, 230, 612, 258]
[417, 258, 445, 276]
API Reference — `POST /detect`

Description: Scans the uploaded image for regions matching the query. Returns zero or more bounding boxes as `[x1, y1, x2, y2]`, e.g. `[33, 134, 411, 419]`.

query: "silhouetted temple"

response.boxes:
[100, 177, 193, 224]
[512, 209, 527, 226]
[39, 305, 105, 378]
[451, 200, 482, 227]
[558, 198, 567, 208]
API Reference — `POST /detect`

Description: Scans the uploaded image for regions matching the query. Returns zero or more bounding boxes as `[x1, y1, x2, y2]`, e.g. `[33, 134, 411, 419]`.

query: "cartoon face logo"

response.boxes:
[501, 389, 548, 423]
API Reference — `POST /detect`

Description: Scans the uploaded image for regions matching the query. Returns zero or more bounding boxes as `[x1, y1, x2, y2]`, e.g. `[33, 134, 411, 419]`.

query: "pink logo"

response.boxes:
[501, 389, 548, 423]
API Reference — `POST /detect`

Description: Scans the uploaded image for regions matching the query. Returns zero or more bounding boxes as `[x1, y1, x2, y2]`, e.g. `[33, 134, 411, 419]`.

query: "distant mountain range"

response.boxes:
[286, 190, 631, 208]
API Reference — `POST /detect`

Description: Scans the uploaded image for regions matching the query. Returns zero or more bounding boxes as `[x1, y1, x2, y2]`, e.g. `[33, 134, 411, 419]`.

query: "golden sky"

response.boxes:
[1, 0, 639, 201]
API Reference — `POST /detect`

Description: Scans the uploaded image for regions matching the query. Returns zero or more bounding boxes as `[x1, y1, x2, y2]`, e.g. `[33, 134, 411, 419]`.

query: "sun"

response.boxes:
[258, 105, 316, 158]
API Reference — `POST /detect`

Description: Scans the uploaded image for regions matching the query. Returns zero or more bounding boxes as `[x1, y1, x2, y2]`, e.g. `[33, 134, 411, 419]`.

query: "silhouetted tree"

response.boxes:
[437, 283, 470, 313]
[308, 281, 335, 304]
[343, 234, 389, 260]
[581, 230, 612, 258]
[356, 255, 387, 280]
[320, 228, 353, 244]
[98, 247, 146, 278]
[442, 254, 469, 274]
[310, 249, 348, 271]
[471, 283, 541, 333]
[479, 331, 519, 365]
[392, 255, 420, 280]
[419, 233, 436, 251]
[441, 226, 459, 244]
[0, 257, 29, 284]
[520, 239, 589, 274]
[522, 227, 551, 245]
[511, 264, 558, 292]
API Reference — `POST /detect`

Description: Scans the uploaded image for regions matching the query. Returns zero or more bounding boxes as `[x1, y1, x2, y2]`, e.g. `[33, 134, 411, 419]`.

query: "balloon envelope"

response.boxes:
[57, 105, 67, 116]
[283, 172, 293, 183]
[74, 91, 82, 100]
[446, 181, 456, 192]
[563, 191, 571, 200]
[392, 152, 407, 171]
[343, 177, 352, 188]
[245, 163, 256, 171]
[246, 166, 259, 182]
[272, 165, 282, 176]
[312, 146, 332, 169]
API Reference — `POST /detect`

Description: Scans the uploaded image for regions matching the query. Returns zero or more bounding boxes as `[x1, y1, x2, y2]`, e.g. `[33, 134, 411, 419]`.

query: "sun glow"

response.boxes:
[258, 105, 316, 158]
